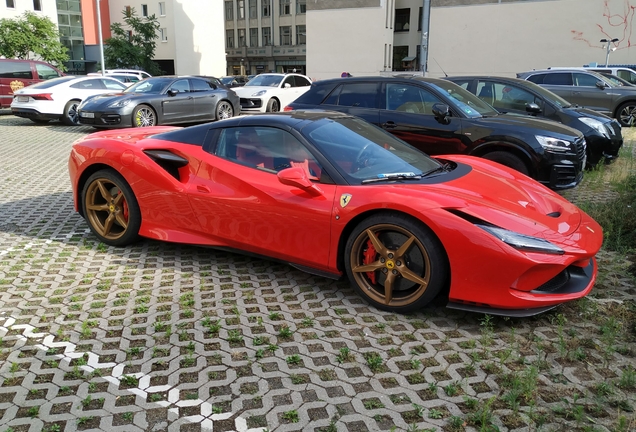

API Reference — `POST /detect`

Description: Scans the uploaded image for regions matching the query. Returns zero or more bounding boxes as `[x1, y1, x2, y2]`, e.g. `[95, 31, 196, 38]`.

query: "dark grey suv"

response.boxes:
[517, 68, 636, 127]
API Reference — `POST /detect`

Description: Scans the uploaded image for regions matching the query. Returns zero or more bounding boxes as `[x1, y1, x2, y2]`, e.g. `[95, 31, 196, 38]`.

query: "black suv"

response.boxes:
[517, 68, 636, 127]
[285, 76, 587, 190]
[446, 75, 623, 166]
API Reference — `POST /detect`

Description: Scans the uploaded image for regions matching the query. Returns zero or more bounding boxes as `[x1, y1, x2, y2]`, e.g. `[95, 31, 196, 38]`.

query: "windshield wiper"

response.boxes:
[361, 172, 422, 184]
[421, 162, 452, 177]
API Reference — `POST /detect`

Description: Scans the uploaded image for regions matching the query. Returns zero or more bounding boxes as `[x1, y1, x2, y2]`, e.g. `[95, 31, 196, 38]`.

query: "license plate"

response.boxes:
[17, 96, 29, 103]
[80, 112, 94, 118]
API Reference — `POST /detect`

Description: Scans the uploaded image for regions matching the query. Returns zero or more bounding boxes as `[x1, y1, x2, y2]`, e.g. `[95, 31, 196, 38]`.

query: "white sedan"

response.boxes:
[234, 73, 312, 113]
[11, 75, 128, 125]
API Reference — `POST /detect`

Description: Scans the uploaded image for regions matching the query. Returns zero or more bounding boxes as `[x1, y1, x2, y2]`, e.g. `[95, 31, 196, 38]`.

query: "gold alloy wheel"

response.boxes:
[84, 177, 129, 241]
[349, 224, 431, 307]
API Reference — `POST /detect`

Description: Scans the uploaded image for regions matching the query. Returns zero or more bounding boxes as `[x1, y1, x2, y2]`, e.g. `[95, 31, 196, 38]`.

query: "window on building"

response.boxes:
[394, 8, 410, 32]
[226, 29, 234, 48]
[33, 0, 41, 11]
[418, 7, 422, 30]
[296, 25, 306, 45]
[6, 0, 14, 8]
[249, 0, 257, 19]
[141, 4, 148, 17]
[262, 27, 271, 46]
[158, 1, 165, 16]
[224, 1, 233, 20]
[125, 5, 131, 14]
[238, 0, 245, 19]
[280, 0, 291, 15]
[238, 28, 246, 47]
[296, 0, 305, 14]
[249, 27, 258, 47]
[262, 0, 271, 17]
[160, 27, 167, 41]
[280, 26, 291, 45]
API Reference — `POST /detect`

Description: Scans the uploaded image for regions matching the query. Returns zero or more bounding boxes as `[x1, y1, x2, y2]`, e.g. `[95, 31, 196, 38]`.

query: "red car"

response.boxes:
[68, 111, 603, 315]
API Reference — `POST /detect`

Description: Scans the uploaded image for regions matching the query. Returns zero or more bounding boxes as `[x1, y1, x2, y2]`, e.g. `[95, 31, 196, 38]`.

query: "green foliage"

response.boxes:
[0, 12, 68, 68]
[104, 8, 161, 75]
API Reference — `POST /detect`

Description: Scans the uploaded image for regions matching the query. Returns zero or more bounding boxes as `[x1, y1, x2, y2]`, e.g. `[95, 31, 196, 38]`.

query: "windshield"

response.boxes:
[428, 81, 499, 118]
[519, 79, 573, 108]
[124, 78, 171, 94]
[301, 116, 441, 184]
[245, 74, 283, 87]
[220, 77, 235, 85]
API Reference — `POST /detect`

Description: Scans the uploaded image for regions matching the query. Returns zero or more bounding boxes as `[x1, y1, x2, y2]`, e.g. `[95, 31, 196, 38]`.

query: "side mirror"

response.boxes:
[525, 102, 542, 114]
[432, 103, 451, 123]
[596, 81, 607, 89]
[167, 89, 179, 96]
[284, 83, 292, 89]
[277, 167, 323, 196]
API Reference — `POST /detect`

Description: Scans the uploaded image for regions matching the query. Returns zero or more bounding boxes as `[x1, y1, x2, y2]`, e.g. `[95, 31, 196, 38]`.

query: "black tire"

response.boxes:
[62, 99, 81, 125]
[483, 151, 529, 176]
[266, 98, 279, 112]
[616, 101, 636, 127]
[82, 169, 141, 246]
[216, 100, 234, 120]
[29, 118, 49, 124]
[132, 104, 157, 127]
[344, 213, 448, 313]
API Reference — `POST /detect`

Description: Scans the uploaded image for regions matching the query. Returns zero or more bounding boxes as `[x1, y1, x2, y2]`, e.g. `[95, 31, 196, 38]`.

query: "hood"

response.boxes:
[469, 114, 583, 139]
[233, 86, 275, 96]
[79, 93, 139, 109]
[562, 106, 614, 123]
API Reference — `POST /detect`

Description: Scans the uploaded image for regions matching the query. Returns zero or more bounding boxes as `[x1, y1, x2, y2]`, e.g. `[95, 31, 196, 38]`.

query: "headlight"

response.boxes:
[535, 135, 573, 152]
[108, 99, 132, 108]
[579, 117, 611, 138]
[251, 90, 267, 97]
[477, 224, 565, 255]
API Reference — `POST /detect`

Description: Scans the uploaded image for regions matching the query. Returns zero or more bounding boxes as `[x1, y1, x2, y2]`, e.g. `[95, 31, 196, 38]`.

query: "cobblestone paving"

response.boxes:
[0, 113, 635, 432]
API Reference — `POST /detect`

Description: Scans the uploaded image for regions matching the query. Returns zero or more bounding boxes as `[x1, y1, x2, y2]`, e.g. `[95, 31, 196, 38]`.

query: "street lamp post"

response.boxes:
[96, 0, 106, 76]
[600, 38, 619, 67]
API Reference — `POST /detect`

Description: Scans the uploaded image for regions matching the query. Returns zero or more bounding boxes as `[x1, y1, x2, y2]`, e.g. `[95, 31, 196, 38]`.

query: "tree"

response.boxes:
[104, 8, 162, 75]
[0, 12, 69, 69]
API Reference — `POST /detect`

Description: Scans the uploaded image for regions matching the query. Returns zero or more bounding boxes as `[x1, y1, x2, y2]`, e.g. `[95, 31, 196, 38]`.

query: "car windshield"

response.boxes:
[301, 116, 441, 184]
[28, 76, 76, 89]
[428, 81, 499, 118]
[124, 78, 171, 94]
[245, 74, 283, 87]
[220, 77, 235, 84]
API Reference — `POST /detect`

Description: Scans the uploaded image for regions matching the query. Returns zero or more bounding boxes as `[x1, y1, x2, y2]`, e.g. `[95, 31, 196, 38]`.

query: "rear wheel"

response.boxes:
[62, 99, 81, 125]
[344, 213, 448, 313]
[132, 104, 156, 127]
[216, 100, 234, 120]
[483, 151, 529, 176]
[82, 170, 141, 246]
[616, 101, 636, 127]
[266, 98, 279, 112]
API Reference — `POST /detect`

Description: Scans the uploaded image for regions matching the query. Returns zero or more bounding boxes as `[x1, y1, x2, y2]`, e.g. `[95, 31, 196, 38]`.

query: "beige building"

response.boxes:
[107, 0, 226, 76]
[0, 0, 57, 22]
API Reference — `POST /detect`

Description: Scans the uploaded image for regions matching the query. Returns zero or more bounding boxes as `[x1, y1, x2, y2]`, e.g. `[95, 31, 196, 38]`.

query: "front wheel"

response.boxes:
[132, 104, 157, 127]
[82, 170, 141, 246]
[616, 101, 636, 127]
[344, 213, 448, 313]
[483, 151, 529, 176]
[216, 101, 234, 120]
[266, 98, 279, 112]
[62, 99, 81, 125]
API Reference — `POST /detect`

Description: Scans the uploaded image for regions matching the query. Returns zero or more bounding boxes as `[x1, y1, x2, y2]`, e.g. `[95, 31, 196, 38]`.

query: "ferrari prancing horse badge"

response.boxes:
[340, 193, 352, 208]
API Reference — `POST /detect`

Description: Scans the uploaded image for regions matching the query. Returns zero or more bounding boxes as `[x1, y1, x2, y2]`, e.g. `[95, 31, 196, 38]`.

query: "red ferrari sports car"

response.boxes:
[69, 110, 603, 315]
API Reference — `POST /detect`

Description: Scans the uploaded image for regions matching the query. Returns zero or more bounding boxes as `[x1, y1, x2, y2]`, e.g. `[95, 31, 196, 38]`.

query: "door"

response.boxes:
[571, 72, 614, 114]
[188, 125, 337, 269]
[161, 79, 194, 122]
[379, 82, 466, 155]
[189, 78, 218, 121]
[319, 81, 381, 125]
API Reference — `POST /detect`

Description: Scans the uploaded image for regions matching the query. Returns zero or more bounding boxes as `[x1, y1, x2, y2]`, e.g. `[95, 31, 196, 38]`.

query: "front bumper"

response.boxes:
[537, 137, 586, 190]
[584, 120, 623, 165]
[77, 110, 134, 128]
[239, 97, 266, 112]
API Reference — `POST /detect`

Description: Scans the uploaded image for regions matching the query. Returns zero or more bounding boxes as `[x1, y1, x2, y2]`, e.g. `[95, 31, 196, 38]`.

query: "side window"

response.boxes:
[386, 83, 441, 114]
[169, 79, 190, 93]
[475, 82, 495, 106]
[452, 80, 470, 90]
[0, 61, 32, 79]
[283, 76, 295, 88]
[617, 70, 636, 84]
[215, 127, 322, 180]
[70, 79, 106, 90]
[35, 63, 60, 80]
[543, 73, 573, 86]
[337, 83, 379, 108]
[525, 74, 545, 84]
[323, 85, 342, 105]
[573, 73, 601, 87]
[294, 76, 311, 87]
[102, 79, 127, 90]
[490, 82, 537, 111]
[190, 79, 215, 92]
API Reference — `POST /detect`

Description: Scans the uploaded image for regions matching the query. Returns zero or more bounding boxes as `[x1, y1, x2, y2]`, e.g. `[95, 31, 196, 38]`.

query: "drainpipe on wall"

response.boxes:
[419, 0, 431, 76]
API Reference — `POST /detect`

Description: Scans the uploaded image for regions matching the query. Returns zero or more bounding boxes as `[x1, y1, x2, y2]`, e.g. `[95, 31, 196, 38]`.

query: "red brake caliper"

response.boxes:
[118, 191, 129, 221]
[363, 238, 377, 284]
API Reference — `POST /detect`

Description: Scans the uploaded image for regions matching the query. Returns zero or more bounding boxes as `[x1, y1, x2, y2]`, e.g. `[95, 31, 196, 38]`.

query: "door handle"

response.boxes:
[196, 185, 210, 193]
[382, 121, 396, 129]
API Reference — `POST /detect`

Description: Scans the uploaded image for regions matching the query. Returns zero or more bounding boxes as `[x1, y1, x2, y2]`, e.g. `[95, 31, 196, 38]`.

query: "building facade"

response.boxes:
[0, 0, 57, 21]
[224, 0, 307, 76]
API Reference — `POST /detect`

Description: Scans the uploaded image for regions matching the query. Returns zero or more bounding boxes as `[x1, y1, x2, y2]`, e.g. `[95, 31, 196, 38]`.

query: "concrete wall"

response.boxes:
[307, 1, 394, 80]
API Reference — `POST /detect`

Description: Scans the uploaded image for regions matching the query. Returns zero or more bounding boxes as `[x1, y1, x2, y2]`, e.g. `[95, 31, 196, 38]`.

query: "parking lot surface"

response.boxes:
[0, 114, 635, 432]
